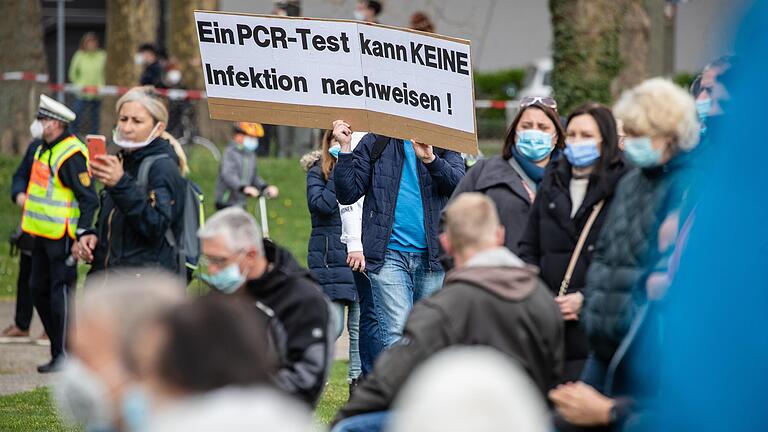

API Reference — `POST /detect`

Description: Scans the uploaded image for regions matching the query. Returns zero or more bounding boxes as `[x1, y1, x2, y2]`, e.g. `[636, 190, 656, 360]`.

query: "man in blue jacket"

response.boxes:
[332, 120, 465, 352]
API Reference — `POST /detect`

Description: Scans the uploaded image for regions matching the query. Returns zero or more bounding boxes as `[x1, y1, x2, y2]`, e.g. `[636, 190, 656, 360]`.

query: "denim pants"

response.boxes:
[368, 249, 444, 348]
[333, 300, 362, 381]
[331, 411, 390, 432]
[354, 271, 383, 375]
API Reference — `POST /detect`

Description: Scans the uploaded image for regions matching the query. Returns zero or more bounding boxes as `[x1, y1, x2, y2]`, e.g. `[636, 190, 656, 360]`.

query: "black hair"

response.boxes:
[367, 0, 383, 16]
[155, 295, 276, 393]
[565, 103, 621, 180]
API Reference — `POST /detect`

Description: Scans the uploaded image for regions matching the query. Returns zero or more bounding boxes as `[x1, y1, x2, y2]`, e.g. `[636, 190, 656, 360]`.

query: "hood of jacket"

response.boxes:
[246, 240, 314, 296]
[300, 150, 322, 173]
[444, 247, 540, 301]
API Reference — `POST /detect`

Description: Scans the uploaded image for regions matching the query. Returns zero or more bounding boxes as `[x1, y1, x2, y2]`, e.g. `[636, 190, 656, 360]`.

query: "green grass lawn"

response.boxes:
[0, 146, 344, 429]
[0, 360, 349, 431]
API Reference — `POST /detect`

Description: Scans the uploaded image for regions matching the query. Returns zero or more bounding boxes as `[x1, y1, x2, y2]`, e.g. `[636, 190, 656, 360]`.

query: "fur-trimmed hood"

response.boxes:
[300, 150, 322, 173]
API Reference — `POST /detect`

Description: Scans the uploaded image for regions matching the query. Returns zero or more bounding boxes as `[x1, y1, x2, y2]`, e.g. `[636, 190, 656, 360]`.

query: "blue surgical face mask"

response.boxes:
[516, 129, 554, 162]
[564, 140, 601, 168]
[200, 259, 246, 294]
[329, 144, 341, 159]
[696, 98, 712, 121]
[121, 385, 151, 432]
[623, 136, 663, 168]
[243, 136, 259, 152]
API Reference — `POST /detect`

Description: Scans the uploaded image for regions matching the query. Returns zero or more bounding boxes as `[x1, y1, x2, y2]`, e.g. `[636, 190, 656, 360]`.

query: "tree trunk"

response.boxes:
[550, 0, 648, 114]
[613, 0, 651, 97]
[0, 0, 48, 155]
[167, 0, 228, 147]
[101, 0, 159, 136]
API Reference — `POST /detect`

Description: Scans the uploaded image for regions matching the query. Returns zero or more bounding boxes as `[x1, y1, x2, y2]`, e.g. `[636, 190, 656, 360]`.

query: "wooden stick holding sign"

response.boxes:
[195, 10, 478, 154]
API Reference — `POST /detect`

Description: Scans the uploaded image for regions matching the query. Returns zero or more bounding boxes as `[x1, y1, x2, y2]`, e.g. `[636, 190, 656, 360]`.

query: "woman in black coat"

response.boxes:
[449, 97, 565, 253]
[519, 103, 630, 382]
[303, 131, 361, 386]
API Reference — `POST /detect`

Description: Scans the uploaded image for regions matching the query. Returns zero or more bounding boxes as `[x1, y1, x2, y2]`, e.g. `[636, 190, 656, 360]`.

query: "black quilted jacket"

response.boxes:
[582, 153, 696, 363]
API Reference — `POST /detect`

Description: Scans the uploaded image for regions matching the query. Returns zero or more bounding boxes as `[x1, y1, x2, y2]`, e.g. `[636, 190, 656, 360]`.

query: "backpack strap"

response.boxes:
[136, 154, 177, 249]
[369, 134, 390, 163]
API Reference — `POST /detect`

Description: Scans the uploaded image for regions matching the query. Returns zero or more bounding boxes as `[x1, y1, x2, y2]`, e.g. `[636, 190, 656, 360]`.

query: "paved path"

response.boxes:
[0, 300, 52, 396]
[0, 299, 350, 397]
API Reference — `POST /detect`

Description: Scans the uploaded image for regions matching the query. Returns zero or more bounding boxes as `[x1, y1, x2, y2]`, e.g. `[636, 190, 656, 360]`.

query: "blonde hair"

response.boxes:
[116, 86, 189, 175]
[613, 77, 700, 151]
[443, 193, 500, 253]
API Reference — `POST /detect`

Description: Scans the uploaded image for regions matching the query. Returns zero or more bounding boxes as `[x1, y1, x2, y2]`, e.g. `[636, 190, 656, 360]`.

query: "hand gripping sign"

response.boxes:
[195, 11, 477, 154]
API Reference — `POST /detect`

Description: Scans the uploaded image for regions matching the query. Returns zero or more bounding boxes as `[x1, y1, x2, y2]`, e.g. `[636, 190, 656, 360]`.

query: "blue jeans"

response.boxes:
[333, 300, 362, 381]
[71, 97, 101, 135]
[331, 411, 390, 432]
[354, 271, 383, 375]
[368, 249, 444, 348]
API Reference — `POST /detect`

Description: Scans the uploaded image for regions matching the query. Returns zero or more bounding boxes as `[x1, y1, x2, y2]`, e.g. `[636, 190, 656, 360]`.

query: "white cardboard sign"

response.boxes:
[195, 11, 477, 154]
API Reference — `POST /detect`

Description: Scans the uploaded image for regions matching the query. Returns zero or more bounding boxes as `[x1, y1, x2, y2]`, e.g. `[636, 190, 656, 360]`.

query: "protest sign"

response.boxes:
[195, 11, 477, 154]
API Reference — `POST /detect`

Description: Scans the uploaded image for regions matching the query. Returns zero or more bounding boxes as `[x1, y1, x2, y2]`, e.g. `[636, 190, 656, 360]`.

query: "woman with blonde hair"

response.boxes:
[580, 78, 700, 390]
[72, 86, 189, 275]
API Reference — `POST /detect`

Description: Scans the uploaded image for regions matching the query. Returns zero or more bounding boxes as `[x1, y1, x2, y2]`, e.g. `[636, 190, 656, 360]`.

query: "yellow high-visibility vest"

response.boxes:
[21, 135, 89, 240]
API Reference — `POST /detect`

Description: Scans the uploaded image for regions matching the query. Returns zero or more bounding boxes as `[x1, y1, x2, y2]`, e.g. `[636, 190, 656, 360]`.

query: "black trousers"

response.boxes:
[14, 252, 34, 331]
[30, 237, 77, 360]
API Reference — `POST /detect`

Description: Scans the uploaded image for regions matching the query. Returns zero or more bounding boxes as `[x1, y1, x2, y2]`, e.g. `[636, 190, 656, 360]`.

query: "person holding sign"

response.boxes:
[332, 120, 465, 352]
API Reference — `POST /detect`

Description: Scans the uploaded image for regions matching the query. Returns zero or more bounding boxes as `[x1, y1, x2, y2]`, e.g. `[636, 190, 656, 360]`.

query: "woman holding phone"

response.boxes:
[72, 86, 187, 275]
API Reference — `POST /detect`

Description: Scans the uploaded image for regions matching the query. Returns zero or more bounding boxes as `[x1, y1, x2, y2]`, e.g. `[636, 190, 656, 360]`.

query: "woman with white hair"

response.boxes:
[580, 77, 701, 391]
[72, 86, 189, 275]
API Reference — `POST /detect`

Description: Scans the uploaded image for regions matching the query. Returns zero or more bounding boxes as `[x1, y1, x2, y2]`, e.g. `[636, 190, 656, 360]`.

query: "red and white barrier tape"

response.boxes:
[2, 71, 515, 107]
[1, 71, 206, 100]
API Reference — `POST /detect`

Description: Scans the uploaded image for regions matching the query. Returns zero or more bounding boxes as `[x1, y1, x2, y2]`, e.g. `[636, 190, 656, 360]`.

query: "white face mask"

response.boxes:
[353, 10, 367, 21]
[134, 53, 144, 66]
[54, 358, 114, 430]
[165, 69, 182, 86]
[29, 119, 45, 139]
[113, 122, 161, 149]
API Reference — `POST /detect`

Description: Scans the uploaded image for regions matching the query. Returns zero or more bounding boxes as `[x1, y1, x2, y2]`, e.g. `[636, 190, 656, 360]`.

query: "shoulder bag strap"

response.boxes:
[558, 199, 605, 296]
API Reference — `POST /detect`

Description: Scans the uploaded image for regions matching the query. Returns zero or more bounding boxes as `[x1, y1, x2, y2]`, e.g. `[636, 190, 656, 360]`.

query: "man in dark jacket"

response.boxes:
[331, 193, 564, 432]
[332, 120, 465, 352]
[2, 140, 42, 338]
[198, 207, 335, 406]
[137, 43, 164, 88]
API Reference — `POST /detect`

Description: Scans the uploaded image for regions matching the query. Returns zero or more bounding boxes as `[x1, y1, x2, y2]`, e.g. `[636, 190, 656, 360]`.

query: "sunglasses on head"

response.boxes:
[520, 96, 558, 111]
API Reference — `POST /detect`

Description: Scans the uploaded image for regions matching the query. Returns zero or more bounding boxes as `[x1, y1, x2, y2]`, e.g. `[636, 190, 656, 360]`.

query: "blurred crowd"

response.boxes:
[1, 0, 748, 431]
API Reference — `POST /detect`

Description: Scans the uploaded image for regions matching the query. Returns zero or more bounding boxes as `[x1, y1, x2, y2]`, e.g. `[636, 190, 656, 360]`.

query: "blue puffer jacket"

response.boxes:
[334, 135, 465, 273]
[304, 153, 357, 303]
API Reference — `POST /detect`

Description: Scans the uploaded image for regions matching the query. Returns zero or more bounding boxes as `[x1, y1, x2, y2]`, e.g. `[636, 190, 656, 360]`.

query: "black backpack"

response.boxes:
[137, 154, 204, 279]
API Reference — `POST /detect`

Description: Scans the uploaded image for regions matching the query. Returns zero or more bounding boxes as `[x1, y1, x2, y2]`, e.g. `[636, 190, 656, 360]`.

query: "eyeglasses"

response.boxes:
[520, 96, 558, 111]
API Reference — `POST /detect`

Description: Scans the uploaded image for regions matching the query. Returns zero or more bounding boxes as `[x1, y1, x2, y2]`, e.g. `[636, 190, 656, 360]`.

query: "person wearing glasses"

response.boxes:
[518, 103, 630, 382]
[447, 96, 565, 254]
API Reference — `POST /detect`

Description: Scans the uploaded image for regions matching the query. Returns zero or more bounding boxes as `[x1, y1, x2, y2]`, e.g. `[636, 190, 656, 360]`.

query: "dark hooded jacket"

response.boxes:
[582, 152, 698, 364]
[334, 247, 564, 423]
[245, 240, 335, 407]
[90, 137, 185, 274]
[448, 155, 534, 253]
[518, 156, 630, 363]
[302, 151, 356, 303]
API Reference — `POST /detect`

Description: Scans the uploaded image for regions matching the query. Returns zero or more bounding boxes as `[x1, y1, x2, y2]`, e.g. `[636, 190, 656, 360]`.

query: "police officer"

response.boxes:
[21, 95, 98, 373]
